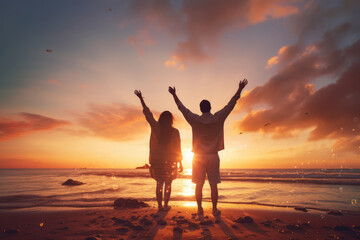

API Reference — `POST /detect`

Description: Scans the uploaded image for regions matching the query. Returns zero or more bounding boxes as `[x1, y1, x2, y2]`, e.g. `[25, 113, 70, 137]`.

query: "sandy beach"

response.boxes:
[1, 201, 360, 240]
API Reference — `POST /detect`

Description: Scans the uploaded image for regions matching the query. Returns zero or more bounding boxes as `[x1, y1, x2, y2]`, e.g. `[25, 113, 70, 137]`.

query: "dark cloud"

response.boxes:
[0, 113, 69, 141]
[236, 19, 360, 154]
[127, 0, 299, 63]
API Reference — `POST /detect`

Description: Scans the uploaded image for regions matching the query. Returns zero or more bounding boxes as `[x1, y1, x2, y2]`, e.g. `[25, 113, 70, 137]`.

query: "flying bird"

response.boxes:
[305, 112, 309, 115]
[45, 49, 53, 53]
[108, 8, 112, 12]
[264, 123, 271, 127]
[239, 132, 243, 135]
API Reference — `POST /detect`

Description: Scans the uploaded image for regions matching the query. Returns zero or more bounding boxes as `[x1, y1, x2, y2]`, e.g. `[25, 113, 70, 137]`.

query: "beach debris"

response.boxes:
[113, 218, 133, 228]
[130, 215, 139, 220]
[62, 179, 85, 186]
[113, 198, 149, 209]
[4, 228, 20, 234]
[286, 224, 303, 231]
[200, 220, 214, 225]
[85, 234, 102, 240]
[132, 225, 144, 231]
[327, 210, 343, 216]
[278, 228, 291, 234]
[177, 219, 189, 225]
[173, 226, 183, 233]
[234, 216, 254, 223]
[261, 220, 273, 227]
[188, 222, 200, 230]
[140, 218, 152, 226]
[116, 227, 130, 233]
[334, 225, 353, 231]
[45, 49, 53, 53]
[157, 219, 167, 226]
[294, 207, 308, 212]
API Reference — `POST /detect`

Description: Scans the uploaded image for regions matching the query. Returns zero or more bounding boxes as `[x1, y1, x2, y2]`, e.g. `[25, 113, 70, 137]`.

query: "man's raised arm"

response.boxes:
[215, 79, 248, 118]
[169, 86, 197, 125]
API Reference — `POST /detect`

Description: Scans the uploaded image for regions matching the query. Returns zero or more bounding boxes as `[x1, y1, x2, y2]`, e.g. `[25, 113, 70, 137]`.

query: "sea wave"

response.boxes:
[80, 169, 360, 185]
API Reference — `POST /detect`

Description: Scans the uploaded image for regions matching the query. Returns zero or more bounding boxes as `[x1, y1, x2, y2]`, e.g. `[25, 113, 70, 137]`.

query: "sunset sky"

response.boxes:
[0, 0, 359, 169]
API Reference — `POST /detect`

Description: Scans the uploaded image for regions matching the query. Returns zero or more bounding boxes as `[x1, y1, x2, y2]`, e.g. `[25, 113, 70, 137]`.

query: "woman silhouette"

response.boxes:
[134, 90, 183, 211]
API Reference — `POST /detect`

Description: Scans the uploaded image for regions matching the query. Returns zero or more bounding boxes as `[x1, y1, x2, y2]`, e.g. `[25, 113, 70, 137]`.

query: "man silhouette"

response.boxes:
[169, 79, 248, 218]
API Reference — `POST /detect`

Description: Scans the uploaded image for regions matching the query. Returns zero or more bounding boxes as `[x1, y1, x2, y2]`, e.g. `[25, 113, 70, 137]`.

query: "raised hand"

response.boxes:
[239, 79, 248, 90]
[134, 90, 142, 99]
[168, 86, 176, 95]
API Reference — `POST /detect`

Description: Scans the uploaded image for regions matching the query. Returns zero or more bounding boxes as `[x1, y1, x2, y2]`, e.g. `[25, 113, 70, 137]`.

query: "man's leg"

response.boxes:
[210, 183, 218, 211]
[195, 182, 204, 211]
[195, 182, 204, 219]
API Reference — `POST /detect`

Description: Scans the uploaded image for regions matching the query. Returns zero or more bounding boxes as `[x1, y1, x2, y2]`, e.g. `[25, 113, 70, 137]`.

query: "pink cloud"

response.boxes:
[0, 113, 69, 141]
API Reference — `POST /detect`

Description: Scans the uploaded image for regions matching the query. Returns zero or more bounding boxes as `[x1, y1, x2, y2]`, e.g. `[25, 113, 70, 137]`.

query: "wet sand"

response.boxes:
[1, 202, 360, 240]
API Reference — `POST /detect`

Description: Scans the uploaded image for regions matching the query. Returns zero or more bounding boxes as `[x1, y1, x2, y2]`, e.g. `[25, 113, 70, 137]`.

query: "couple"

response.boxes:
[135, 79, 248, 218]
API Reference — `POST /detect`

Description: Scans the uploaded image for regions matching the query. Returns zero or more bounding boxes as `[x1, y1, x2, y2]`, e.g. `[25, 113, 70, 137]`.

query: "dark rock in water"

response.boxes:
[173, 227, 183, 233]
[136, 164, 150, 169]
[157, 219, 167, 226]
[116, 227, 130, 233]
[235, 216, 254, 223]
[294, 207, 308, 212]
[62, 179, 85, 186]
[4, 228, 20, 234]
[114, 198, 149, 209]
[273, 218, 283, 222]
[327, 210, 343, 216]
[334, 225, 353, 231]
[286, 224, 303, 231]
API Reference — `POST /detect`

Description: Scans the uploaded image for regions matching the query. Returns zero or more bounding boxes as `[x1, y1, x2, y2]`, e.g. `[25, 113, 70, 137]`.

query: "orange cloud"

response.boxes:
[0, 113, 69, 142]
[47, 79, 61, 86]
[77, 103, 152, 141]
[126, 29, 154, 55]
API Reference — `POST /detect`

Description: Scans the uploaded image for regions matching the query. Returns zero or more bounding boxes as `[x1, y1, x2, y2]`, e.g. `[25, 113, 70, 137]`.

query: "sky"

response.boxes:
[0, 0, 359, 169]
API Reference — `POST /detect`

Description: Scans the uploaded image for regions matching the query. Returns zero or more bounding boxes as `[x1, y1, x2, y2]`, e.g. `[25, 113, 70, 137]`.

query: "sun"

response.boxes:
[182, 148, 194, 168]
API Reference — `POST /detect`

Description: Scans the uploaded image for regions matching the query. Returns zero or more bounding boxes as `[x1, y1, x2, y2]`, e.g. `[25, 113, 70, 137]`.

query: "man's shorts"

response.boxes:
[192, 153, 220, 185]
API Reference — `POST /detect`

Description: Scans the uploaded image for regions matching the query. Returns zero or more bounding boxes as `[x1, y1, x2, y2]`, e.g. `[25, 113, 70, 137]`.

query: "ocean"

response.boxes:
[0, 168, 359, 213]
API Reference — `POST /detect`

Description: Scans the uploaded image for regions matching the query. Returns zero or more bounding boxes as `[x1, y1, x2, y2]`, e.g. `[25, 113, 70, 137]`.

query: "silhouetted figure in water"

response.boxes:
[169, 79, 248, 219]
[135, 90, 183, 211]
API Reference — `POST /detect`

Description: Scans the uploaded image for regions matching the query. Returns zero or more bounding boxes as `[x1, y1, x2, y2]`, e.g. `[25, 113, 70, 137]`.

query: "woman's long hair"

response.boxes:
[158, 111, 173, 144]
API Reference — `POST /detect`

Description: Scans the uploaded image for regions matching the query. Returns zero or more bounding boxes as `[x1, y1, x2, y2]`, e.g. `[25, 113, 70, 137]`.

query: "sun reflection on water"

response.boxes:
[181, 179, 195, 197]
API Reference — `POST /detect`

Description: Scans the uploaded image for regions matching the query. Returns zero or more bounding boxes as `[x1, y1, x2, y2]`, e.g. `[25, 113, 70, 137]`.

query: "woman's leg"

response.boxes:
[156, 180, 164, 209]
[164, 179, 172, 208]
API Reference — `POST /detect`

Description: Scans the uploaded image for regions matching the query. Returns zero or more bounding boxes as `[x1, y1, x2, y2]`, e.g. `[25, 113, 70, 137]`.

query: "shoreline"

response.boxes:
[1, 200, 360, 216]
[1, 201, 360, 239]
